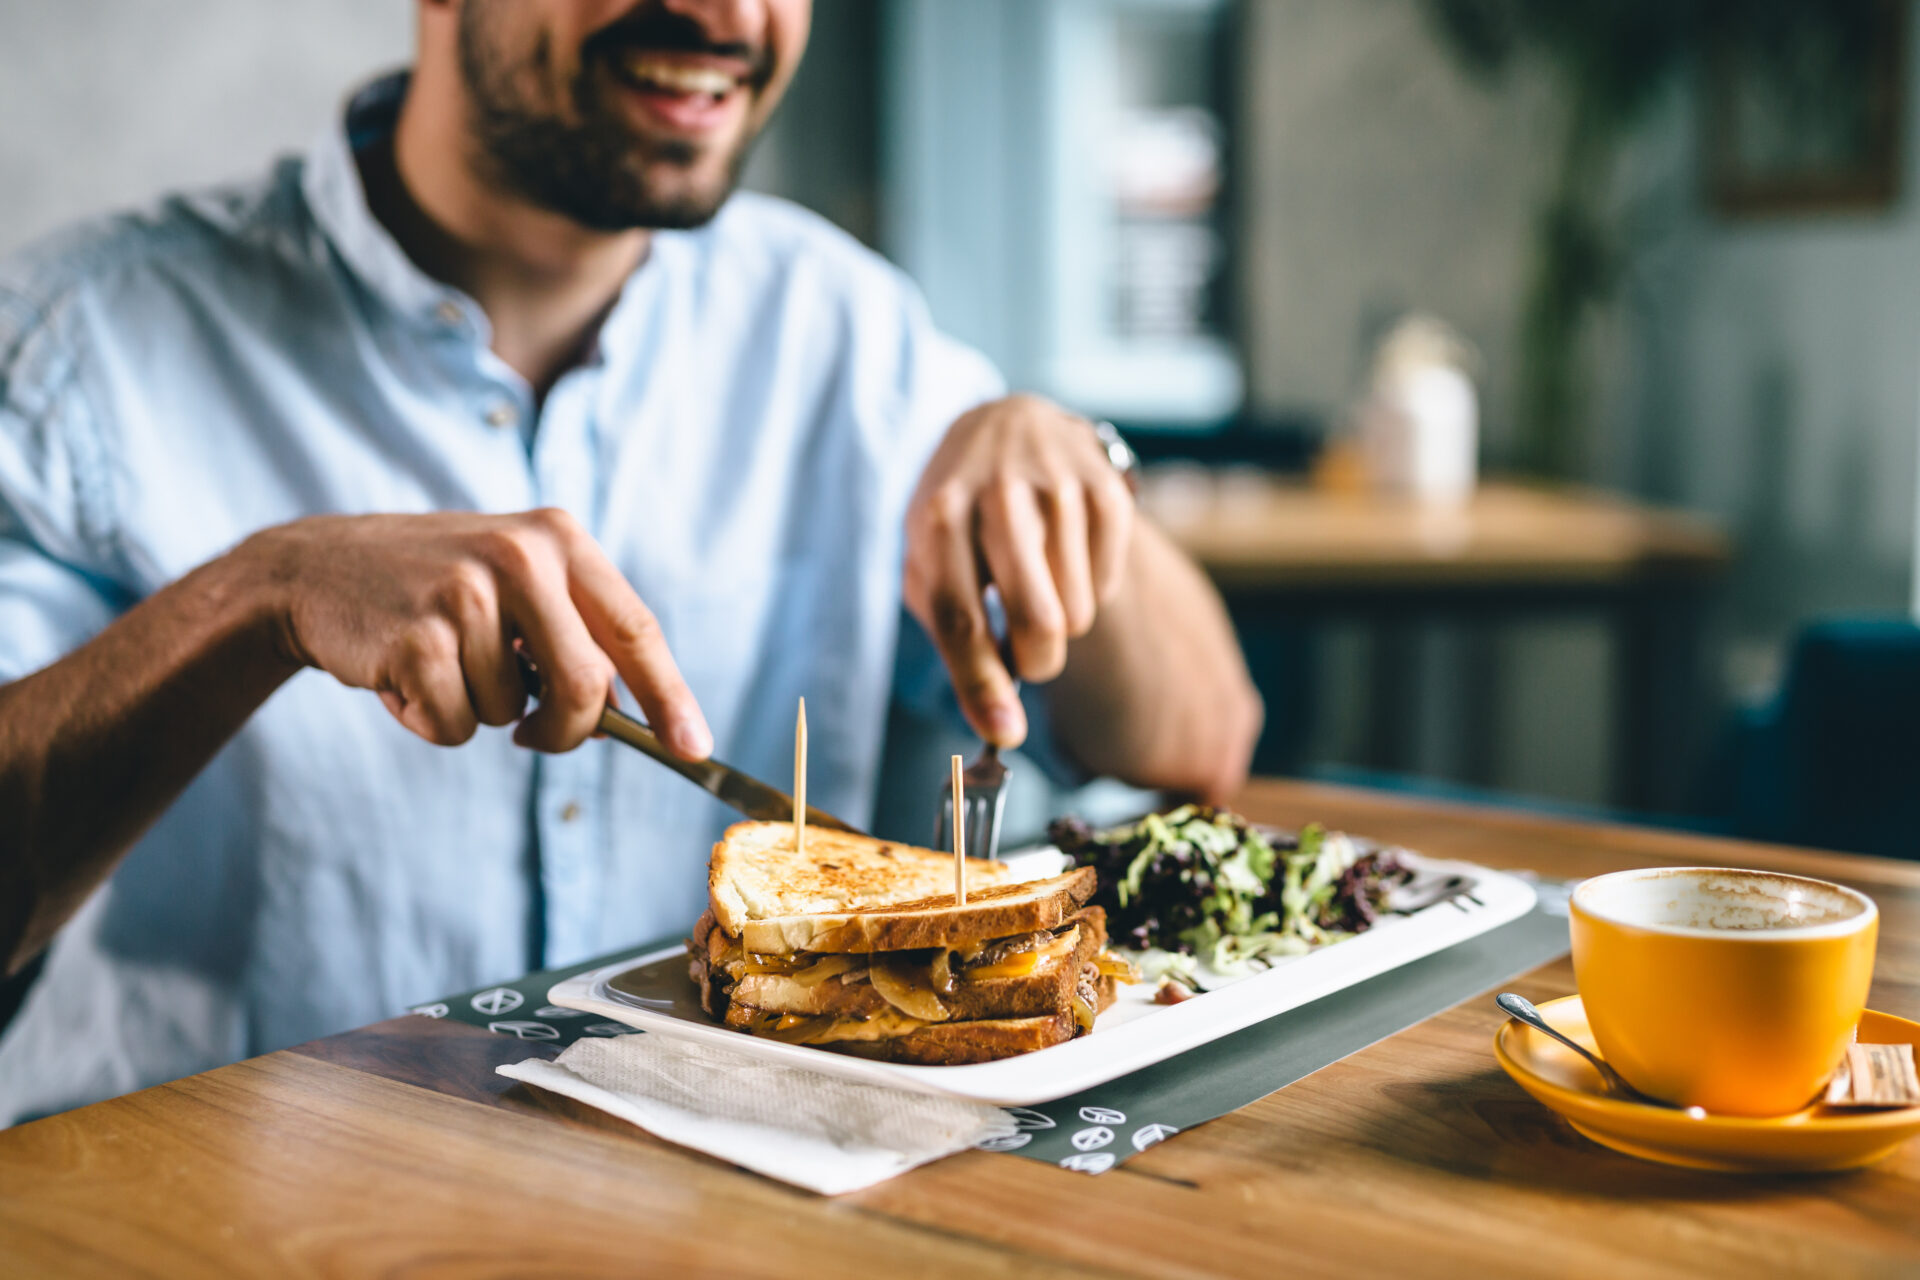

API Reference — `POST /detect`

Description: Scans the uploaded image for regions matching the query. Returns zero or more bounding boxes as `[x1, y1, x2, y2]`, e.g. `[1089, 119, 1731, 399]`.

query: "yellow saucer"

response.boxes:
[1493, 995, 1920, 1173]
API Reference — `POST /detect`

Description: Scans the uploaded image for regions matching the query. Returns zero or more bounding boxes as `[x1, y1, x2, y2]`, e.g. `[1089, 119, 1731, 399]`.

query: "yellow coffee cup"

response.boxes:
[1569, 866, 1877, 1117]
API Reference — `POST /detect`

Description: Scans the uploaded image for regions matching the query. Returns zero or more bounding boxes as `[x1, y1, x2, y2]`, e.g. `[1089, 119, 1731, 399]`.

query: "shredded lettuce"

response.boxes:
[1050, 807, 1413, 979]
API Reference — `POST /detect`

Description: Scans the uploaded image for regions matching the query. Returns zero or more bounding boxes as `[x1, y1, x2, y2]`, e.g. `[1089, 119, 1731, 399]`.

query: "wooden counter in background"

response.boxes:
[1147, 476, 1733, 811]
[1148, 477, 1729, 590]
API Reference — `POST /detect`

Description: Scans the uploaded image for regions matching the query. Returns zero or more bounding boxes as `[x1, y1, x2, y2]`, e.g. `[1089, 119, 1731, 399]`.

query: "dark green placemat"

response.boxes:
[982, 902, 1569, 1172]
[415, 885, 1572, 1174]
[410, 945, 669, 1048]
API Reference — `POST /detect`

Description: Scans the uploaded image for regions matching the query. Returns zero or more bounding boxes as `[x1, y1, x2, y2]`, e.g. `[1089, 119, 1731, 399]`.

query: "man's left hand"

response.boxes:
[903, 394, 1135, 747]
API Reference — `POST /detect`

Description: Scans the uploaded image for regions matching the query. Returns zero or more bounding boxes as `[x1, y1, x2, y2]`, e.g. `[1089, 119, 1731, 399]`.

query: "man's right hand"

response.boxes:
[244, 509, 712, 758]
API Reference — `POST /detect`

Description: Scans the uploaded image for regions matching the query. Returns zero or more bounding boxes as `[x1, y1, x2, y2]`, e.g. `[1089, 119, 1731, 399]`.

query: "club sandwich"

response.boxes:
[690, 821, 1133, 1064]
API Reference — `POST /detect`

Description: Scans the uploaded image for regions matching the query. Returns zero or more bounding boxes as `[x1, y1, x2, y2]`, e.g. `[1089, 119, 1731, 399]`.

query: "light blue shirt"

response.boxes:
[0, 75, 1007, 1122]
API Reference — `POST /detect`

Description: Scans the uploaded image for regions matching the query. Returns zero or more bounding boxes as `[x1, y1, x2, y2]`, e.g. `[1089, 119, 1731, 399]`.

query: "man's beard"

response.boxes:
[455, 4, 765, 232]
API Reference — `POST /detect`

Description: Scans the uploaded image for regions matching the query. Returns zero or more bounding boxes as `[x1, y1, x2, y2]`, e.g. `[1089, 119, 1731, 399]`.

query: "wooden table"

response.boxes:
[1147, 478, 1732, 810]
[3, 779, 1914, 1278]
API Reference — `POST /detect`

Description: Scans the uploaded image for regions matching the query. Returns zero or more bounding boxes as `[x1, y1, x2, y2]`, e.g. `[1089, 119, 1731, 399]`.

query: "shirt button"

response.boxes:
[485, 401, 518, 429]
[559, 801, 582, 824]
[434, 300, 463, 326]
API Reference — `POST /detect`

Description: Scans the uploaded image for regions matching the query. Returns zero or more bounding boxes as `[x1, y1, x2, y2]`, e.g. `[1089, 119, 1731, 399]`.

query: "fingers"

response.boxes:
[494, 534, 616, 754]
[381, 621, 480, 746]
[1040, 483, 1096, 639]
[566, 540, 713, 760]
[1086, 468, 1133, 604]
[909, 484, 1026, 747]
[979, 480, 1069, 682]
[441, 565, 526, 728]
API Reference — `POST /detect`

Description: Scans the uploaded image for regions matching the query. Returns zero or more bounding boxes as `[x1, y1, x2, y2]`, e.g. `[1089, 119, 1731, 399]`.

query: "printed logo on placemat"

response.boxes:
[487, 1020, 559, 1041]
[1078, 1106, 1126, 1125]
[409, 1003, 449, 1019]
[1071, 1126, 1115, 1151]
[580, 1021, 642, 1037]
[1059, 1152, 1116, 1174]
[534, 1005, 585, 1019]
[470, 987, 524, 1016]
[1004, 1107, 1057, 1131]
[976, 1132, 1033, 1153]
[1132, 1123, 1179, 1151]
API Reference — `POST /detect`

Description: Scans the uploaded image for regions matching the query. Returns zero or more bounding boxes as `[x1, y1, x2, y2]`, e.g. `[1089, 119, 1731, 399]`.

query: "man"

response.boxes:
[0, 0, 1259, 1122]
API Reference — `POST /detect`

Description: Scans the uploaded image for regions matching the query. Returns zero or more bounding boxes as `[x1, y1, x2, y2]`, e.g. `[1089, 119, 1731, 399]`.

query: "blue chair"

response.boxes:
[1723, 619, 1920, 860]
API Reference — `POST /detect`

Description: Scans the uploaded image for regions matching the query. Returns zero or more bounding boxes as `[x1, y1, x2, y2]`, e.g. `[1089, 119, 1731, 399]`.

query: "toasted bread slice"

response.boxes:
[731, 919, 1102, 1021]
[708, 822, 1018, 938]
[853, 1014, 1083, 1065]
[740, 867, 1098, 956]
[724, 1004, 1084, 1065]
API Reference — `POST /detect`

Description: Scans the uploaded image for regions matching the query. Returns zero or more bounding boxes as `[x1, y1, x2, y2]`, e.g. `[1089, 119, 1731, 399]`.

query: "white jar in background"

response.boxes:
[1354, 315, 1480, 505]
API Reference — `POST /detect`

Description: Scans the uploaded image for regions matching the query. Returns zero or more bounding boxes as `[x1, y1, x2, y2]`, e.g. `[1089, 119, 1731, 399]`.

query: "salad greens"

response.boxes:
[1048, 806, 1413, 980]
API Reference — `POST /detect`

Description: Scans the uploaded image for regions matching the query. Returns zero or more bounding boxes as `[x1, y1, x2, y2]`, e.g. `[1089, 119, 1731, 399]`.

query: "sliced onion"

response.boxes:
[742, 953, 809, 976]
[870, 955, 950, 1021]
[792, 954, 860, 987]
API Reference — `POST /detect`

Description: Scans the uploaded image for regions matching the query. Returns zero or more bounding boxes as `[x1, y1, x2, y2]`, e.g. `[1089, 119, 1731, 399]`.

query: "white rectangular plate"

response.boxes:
[546, 848, 1537, 1106]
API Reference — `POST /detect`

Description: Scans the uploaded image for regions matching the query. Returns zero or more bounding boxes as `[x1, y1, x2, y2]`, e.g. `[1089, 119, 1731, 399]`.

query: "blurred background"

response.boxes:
[5, 0, 1917, 857]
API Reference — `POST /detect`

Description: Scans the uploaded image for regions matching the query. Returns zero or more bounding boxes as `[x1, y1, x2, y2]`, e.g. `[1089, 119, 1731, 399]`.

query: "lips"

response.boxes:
[605, 50, 750, 137]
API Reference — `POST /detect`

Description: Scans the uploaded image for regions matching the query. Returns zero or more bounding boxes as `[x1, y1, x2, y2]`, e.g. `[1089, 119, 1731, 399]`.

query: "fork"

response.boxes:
[935, 738, 1012, 862]
[934, 617, 1018, 861]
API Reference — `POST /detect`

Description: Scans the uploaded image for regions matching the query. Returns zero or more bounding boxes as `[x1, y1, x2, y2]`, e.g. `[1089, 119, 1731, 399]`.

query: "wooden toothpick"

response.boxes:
[794, 697, 808, 858]
[951, 753, 967, 906]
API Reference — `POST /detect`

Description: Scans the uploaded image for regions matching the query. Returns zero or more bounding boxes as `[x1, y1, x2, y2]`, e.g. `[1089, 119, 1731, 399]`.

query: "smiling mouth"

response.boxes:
[610, 51, 747, 105]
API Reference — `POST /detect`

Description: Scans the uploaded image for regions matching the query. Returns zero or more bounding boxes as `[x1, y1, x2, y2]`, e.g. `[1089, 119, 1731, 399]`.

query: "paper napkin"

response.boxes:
[498, 1034, 1015, 1195]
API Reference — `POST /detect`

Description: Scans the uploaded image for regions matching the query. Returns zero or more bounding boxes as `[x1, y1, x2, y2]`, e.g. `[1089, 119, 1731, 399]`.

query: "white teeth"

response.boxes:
[622, 55, 736, 96]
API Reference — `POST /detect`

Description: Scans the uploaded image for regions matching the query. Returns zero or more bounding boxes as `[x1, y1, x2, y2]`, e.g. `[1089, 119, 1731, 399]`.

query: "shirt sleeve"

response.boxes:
[0, 283, 126, 683]
[877, 276, 1090, 789]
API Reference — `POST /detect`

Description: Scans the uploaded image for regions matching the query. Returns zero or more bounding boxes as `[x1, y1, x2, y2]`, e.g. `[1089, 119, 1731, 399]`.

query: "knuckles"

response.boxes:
[435, 561, 498, 625]
[913, 481, 974, 539]
[928, 589, 986, 647]
[543, 657, 613, 708]
[602, 602, 662, 655]
[473, 525, 542, 581]
[396, 619, 459, 672]
[525, 506, 582, 542]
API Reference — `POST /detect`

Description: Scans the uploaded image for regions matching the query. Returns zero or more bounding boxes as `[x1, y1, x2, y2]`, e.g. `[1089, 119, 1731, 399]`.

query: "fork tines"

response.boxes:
[935, 744, 1012, 863]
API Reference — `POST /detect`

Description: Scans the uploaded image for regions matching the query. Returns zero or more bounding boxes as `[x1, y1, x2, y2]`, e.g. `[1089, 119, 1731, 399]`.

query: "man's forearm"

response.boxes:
[0, 547, 299, 974]
[1046, 521, 1261, 800]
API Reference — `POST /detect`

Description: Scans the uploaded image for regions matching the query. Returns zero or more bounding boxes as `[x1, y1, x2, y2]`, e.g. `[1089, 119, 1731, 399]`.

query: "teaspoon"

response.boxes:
[1496, 992, 1702, 1115]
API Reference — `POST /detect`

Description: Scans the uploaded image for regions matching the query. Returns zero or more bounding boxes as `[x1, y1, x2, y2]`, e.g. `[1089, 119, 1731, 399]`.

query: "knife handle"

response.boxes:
[515, 649, 679, 766]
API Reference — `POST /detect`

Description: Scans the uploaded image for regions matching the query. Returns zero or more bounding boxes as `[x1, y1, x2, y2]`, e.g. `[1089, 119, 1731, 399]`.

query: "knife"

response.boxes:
[517, 652, 866, 835]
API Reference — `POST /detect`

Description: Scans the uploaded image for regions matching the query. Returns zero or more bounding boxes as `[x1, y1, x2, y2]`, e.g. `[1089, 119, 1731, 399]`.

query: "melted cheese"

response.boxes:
[746, 1008, 932, 1044]
[812, 1009, 934, 1042]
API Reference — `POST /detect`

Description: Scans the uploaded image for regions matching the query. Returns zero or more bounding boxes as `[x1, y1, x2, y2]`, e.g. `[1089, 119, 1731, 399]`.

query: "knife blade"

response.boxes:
[594, 702, 866, 834]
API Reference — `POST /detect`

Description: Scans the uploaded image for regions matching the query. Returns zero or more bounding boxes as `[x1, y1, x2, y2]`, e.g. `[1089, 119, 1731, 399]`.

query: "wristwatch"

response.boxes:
[1088, 418, 1142, 497]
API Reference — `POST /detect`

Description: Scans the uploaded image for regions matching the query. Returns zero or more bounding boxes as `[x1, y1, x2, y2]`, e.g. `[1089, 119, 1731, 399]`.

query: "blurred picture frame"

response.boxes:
[1704, 0, 1907, 217]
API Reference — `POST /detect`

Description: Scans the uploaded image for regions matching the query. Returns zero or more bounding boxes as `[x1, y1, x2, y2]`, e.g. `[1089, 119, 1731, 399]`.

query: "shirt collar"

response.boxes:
[302, 72, 485, 336]
[301, 71, 681, 362]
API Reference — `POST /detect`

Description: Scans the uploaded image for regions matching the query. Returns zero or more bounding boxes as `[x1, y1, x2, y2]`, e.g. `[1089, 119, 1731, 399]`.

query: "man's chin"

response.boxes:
[586, 149, 743, 230]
